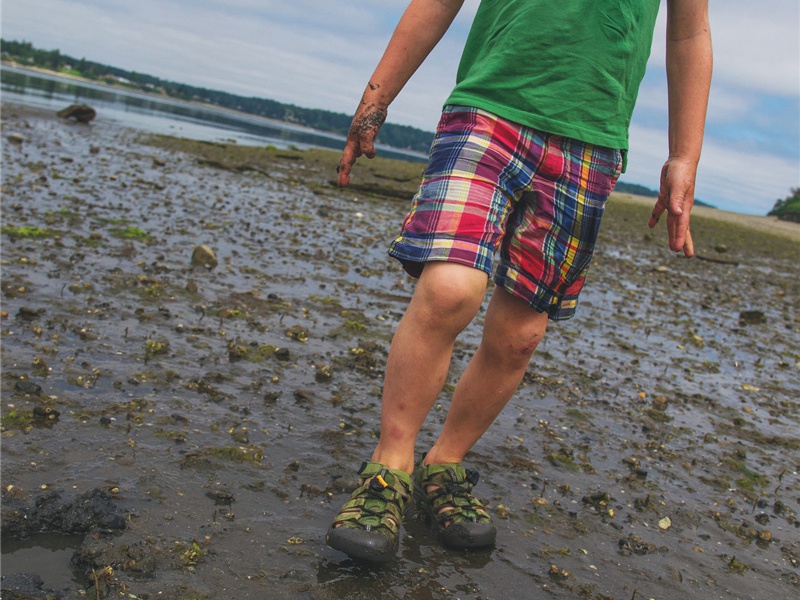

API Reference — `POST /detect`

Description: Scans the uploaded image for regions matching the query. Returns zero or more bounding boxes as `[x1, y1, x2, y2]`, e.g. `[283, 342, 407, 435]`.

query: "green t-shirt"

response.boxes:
[446, 0, 661, 151]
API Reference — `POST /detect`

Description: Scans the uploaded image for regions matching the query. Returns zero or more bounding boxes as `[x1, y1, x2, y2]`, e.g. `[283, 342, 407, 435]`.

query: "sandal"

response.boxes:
[413, 460, 496, 549]
[326, 461, 413, 562]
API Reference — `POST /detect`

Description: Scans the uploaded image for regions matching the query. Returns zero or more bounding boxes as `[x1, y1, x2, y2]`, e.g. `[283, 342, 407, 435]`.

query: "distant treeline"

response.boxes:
[614, 181, 658, 198]
[615, 181, 716, 208]
[768, 187, 800, 223]
[1, 38, 435, 154]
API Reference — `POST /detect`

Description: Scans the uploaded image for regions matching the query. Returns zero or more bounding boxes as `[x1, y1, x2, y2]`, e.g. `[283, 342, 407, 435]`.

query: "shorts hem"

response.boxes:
[493, 264, 580, 321]
[388, 240, 493, 279]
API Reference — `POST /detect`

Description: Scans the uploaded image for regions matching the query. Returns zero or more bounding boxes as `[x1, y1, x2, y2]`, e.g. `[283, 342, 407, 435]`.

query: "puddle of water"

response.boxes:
[1, 533, 84, 591]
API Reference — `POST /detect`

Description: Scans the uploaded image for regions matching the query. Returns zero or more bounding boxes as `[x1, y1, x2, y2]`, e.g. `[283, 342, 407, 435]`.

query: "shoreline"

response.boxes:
[0, 63, 424, 156]
[611, 192, 800, 242]
[1, 75, 797, 241]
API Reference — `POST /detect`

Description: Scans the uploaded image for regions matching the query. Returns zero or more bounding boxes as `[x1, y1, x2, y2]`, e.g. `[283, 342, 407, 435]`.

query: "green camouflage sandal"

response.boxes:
[413, 461, 496, 549]
[326, 461, 413, 562]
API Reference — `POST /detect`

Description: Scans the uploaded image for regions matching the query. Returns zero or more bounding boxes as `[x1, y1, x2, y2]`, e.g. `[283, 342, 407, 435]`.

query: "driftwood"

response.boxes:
[694, 254, 740, 266]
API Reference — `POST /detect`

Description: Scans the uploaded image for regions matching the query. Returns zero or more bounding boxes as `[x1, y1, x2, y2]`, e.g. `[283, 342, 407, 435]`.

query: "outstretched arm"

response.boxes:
[337, 0, 465, 187]
[648, 0, 712, 257]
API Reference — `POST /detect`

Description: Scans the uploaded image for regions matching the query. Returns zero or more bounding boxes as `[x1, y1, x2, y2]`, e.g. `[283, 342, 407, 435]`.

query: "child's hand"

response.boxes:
[337, 103, 387, 187]
[649, 157, 697, 257]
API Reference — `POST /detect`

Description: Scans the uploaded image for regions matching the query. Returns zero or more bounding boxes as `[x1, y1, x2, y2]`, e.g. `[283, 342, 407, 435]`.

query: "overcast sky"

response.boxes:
[3, 0, 799, 215]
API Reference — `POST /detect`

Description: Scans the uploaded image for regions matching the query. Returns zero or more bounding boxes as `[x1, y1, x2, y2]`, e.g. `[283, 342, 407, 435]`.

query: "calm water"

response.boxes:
[0, 66, 426, 161]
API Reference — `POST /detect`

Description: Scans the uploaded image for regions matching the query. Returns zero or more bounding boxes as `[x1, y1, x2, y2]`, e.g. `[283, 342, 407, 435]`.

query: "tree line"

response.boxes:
[1, 39, 435, 154]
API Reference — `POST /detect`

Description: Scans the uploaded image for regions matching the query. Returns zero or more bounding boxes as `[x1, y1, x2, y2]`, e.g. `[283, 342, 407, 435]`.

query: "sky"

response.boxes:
[2, 0, 799, 216]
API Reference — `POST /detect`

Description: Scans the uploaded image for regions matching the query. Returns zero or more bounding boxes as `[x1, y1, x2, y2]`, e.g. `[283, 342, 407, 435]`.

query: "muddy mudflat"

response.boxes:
[1, 103, 798, 600]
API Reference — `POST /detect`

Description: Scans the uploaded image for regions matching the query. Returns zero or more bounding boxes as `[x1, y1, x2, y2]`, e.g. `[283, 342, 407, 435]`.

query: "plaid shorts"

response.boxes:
[389, 106, 623, 320]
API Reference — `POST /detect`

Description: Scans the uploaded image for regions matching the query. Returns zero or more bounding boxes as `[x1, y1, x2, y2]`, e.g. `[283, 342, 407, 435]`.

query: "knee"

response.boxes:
[413, 263, 488, 331]
[414, 266, 488, 330]
[486, 323, 544, 368]
[481, 297, 548, 370]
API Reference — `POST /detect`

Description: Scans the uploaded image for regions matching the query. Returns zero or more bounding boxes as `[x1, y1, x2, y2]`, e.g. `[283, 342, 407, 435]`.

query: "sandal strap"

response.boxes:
[330, 462, 412, 533]
[417, 463, 491, 526]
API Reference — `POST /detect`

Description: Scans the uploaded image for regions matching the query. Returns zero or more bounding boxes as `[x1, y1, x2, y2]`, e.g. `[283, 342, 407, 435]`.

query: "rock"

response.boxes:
[191, 244, 218, 269]
[56, 103, 96, 123]
[14, 380, 43, 396]
[738, 310, 767, 326]
[7, 133, 24, 145]
[16, 306, 44, 321]
[230, 425, 249, 444]
[651, 396, 669, 412]
[1, 487, 126, 537]
[0, 572, 53, 599]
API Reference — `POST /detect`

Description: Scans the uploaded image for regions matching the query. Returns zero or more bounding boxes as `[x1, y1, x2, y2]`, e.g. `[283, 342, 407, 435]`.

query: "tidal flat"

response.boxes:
[1, 103, 799, 600]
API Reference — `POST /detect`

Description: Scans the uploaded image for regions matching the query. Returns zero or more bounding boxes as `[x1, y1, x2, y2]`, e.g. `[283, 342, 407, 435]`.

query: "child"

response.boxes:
[327, 0, 711, 562]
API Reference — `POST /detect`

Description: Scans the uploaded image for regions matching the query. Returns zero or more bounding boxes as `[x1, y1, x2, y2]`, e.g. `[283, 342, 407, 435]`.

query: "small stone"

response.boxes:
[658, 517, 672, 530]
[622, 457, 641, 469]
[651, 396, 669, 411]
[230, 426, 249, 444]
[738, 310, 766, 326]
[191, 244, 218, 269]
[548, 565, 570, 580]
[16, 306, 44, 320]
[7, 133, 24, 145]
[15, 380, 42, 396]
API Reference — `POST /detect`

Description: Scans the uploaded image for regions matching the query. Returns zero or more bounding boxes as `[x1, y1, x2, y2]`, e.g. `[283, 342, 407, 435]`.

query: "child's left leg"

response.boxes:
[424, 286, 548, 465]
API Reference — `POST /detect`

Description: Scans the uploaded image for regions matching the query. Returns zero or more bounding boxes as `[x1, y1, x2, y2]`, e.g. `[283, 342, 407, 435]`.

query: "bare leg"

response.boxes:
[371, 262, 489, 474]
[425, 287, 548, 465]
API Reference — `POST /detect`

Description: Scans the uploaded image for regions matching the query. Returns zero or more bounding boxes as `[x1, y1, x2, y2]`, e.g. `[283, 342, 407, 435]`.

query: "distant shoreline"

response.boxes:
[1, 62, 430, 160]
[3, 71, 797, 242]
[0, 62, 341, 136]
[611, 192, 800, 242]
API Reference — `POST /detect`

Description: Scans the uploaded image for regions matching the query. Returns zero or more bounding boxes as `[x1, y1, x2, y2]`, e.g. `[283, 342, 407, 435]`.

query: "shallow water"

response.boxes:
[0, 66, 426, 161]
[1, 103, 799, 600]
[1, 533, 84, 590]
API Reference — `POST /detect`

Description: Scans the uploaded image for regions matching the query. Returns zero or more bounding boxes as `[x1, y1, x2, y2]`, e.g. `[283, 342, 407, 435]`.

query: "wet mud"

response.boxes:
[1, 103, 798, 599]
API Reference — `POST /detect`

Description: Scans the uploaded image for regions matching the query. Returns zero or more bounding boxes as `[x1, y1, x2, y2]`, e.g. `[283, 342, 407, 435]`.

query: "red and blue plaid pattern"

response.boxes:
[389, 106, 622, 320]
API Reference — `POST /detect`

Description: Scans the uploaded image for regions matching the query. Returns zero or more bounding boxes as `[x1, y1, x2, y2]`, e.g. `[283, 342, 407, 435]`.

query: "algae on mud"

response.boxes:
[1, 103, 799, 600]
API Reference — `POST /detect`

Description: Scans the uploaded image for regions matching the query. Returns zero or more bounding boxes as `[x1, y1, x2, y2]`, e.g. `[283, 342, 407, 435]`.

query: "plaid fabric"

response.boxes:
[389, 106, 622, 320]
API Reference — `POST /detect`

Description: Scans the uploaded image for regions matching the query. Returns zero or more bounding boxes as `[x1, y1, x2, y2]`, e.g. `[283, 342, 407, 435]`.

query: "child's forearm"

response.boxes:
[665, 0, 712, 164]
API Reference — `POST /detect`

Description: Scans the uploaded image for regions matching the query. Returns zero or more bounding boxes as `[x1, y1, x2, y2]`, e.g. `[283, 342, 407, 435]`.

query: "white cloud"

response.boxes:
[627, 122, 798, 215]
[649, 0, 800, 98]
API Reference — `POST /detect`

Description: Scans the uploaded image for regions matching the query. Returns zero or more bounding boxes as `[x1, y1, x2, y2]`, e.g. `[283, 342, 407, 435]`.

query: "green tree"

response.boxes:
[768, 187, 800, 223]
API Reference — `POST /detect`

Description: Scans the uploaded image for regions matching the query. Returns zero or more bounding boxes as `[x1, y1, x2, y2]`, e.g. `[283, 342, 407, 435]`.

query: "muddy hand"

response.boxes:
[337, 104, 387, 187]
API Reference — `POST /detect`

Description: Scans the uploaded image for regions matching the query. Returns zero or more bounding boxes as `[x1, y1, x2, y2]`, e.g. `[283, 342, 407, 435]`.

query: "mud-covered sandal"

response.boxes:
[326, 461, 413, 562]
[414, 461, 496, 549]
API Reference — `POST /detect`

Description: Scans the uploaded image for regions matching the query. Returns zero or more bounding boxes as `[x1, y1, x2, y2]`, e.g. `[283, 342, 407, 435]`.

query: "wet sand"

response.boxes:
[1, 103, 799, 600]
